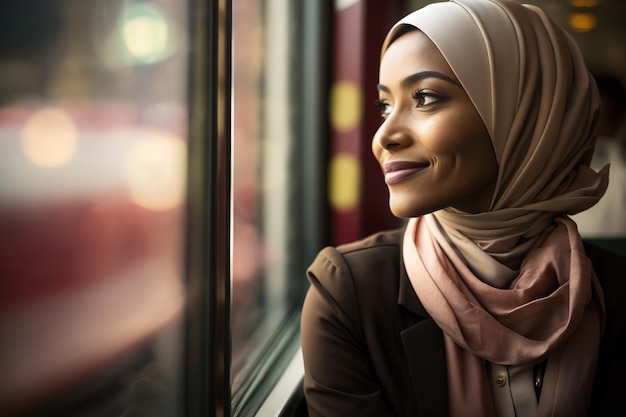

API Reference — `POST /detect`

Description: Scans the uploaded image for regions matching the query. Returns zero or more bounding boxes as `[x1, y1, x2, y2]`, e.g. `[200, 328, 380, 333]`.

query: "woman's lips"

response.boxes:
[383, 161, 429, 185]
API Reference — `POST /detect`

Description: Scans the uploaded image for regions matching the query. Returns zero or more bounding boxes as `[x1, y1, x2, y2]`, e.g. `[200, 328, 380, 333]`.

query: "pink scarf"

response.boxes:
[403, 216, 605, 416]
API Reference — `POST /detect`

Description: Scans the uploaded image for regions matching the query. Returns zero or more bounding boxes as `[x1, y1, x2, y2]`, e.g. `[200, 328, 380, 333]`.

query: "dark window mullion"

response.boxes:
[185, 0, 232, 416]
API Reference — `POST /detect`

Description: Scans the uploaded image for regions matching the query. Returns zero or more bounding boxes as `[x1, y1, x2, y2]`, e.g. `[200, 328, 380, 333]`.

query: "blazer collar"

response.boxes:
[397, 233, 429, 318]
[397, 230, 449, 416]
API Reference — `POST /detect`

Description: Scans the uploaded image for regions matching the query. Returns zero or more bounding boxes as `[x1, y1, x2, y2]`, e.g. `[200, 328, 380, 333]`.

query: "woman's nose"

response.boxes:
[372, 117, 411, 153]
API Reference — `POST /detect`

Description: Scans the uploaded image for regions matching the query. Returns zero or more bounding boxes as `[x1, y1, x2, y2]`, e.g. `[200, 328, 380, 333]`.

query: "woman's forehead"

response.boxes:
[379, 31, 456, 83]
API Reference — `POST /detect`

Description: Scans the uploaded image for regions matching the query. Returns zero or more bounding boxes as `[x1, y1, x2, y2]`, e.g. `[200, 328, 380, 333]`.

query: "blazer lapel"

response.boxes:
[398, 256, 449, 417]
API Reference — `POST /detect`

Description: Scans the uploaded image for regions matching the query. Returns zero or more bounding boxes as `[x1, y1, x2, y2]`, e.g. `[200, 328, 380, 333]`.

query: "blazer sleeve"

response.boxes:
[300, 246, 395, 417]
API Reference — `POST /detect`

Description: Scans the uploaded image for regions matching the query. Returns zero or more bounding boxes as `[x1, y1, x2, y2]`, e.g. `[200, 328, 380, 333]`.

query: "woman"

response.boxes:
[300, 0, 626, 416]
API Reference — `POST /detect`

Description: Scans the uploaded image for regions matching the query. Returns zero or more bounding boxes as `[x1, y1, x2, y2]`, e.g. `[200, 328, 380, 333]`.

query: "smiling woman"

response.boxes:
[300, 1, 625, 416]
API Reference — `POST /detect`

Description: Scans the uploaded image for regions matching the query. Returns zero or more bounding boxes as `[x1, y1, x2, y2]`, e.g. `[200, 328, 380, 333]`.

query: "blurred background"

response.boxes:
[0, 1, 188, 415]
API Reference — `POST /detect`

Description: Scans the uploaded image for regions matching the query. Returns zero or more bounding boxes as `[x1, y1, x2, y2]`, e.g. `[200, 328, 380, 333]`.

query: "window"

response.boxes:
[230, 0, 328, 414]
[0, 0, 328, 415]
[0, 1, 189, 416]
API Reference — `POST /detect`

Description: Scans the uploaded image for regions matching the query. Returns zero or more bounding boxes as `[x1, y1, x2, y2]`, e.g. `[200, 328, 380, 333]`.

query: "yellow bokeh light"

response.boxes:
[569, 13, 597, 32]
[121, 4, 169, 63]
[330, 81, 363, 132]
[20, 108, 78, 168]
[328, 153, 361, 211]
[124, 131, 186, 211]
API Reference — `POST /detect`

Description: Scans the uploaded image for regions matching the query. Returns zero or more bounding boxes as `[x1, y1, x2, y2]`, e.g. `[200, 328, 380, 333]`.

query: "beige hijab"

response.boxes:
[382, 0, 609, 415]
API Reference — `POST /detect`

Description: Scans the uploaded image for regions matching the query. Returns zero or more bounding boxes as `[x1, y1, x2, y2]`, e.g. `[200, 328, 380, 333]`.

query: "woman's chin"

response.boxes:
[389, 199, 432, 219]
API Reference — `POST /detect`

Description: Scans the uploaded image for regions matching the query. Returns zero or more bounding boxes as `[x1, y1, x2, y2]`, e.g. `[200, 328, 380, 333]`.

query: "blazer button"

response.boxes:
[496, 374, 507, 387]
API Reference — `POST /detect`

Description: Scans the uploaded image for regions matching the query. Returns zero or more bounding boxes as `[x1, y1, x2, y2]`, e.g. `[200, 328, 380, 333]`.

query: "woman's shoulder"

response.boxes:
[334, 227, 404, 255]
[306, 228, 405, 310]
[308, 228, 403, 283]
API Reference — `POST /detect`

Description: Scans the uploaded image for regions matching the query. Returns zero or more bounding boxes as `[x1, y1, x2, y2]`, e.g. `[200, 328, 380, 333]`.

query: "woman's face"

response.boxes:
[373, 30, 498, 218]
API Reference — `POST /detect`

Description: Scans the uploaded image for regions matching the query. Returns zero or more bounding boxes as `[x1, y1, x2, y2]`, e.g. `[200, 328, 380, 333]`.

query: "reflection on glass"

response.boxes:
[231, 0, 305, 397]
[0, 1, 188, 416]
[232, 0, 266, 384]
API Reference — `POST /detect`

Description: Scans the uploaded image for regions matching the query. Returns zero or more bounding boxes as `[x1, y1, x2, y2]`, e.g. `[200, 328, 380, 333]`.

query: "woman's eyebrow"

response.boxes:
[377, 70, 462, 92]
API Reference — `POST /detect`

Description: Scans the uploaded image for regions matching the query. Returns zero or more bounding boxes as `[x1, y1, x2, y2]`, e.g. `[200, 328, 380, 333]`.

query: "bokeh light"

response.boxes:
[569, 13, 597, 32]
[121, 4, 170, 64]
[124, 130, 186, 211]
[20, 108, 78, 168]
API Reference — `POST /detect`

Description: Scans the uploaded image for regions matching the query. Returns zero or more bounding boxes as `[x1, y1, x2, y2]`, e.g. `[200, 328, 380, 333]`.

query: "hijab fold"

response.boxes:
[383, 0, 609, 415]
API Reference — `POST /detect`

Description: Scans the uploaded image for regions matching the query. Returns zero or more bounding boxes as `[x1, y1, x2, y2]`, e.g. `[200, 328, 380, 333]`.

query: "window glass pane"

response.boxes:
[231, 0, 311, 399]
[0, 1, 188, 415]
[231, 0, 265, 374]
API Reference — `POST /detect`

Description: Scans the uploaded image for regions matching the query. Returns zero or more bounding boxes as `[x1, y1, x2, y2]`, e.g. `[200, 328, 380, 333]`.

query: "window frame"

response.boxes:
[229, 0, 330, 415]
[184, 0, 329, 416]
[185, 0, 232, 416]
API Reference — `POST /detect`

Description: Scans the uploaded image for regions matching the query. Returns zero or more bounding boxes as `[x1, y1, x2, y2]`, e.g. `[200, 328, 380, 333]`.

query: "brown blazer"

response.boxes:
[300, 228, 626, 417]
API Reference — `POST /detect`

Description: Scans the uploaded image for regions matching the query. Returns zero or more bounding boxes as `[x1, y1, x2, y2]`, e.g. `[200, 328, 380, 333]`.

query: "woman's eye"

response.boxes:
[374, 99, 392, 118]
[412, 89, 442, 107]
